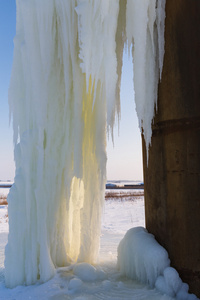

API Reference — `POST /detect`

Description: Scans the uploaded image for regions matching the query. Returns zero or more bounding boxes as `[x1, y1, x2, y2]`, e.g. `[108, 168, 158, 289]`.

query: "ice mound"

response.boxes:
[117, 227, 198, 299]
[117, 227, 170, 287]
[155, 267, 182, 297]
[73, 263, 97, 282]
[68, 277, 83, 291]
[73, 262, 106, 282]
[156, 268, 198, 300]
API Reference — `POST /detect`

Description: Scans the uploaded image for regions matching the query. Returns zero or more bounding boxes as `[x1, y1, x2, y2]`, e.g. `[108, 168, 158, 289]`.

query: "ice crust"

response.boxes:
[117, 227, 198, 300]
[6, 0, 166, 288]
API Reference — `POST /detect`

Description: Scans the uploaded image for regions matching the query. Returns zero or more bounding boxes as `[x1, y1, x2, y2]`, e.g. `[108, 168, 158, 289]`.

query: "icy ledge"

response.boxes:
[117, 227, 198, 300]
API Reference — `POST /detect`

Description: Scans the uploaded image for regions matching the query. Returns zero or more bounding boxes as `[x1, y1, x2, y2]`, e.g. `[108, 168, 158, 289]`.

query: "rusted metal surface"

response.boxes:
[143, 0, 200, 297]
[152, 116, 200, 136]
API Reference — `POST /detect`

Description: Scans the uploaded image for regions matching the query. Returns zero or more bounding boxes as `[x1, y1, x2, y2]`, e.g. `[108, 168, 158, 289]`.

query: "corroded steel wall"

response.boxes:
[143, 0, 200, 296]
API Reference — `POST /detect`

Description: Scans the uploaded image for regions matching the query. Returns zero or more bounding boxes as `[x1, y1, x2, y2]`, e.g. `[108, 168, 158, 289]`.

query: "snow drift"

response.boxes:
[6, 0, 166, 287]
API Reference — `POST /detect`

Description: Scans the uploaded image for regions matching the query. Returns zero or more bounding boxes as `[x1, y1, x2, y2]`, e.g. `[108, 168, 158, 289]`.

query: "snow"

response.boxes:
[1, 192, 198, 299]
[0, 185, 13, 201]
[0, 194, 172, 299]
[0, 206, 8, 234]
[0, 189, 9, 198]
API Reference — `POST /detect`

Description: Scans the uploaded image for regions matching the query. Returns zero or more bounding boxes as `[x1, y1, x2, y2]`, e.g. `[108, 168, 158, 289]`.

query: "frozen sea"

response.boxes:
[0, 188, 197, 299]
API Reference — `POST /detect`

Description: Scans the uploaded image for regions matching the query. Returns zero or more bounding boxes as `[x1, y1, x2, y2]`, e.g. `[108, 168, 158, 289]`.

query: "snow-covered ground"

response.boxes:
[0, 187, 11, 197]
[0, 190, 198, 299]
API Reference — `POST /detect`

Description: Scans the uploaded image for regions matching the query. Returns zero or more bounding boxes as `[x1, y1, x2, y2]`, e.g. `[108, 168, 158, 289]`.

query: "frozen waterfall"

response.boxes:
[5, 0, 165, 287]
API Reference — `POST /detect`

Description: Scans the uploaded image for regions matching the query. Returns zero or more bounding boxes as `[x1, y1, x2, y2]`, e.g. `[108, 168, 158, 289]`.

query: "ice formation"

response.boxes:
[117, 227, 170, 287]
[6, 0, 166, 287]
[73, 262, 106, 282]
[117, 227, 198, 300]
[126, 0, 166, 158]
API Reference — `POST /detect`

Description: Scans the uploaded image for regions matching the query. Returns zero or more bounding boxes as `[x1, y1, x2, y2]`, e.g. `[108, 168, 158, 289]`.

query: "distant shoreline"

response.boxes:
[0, 184, 12, 188]
[0, 182, 144, 190]
[106, 184, 144, 190]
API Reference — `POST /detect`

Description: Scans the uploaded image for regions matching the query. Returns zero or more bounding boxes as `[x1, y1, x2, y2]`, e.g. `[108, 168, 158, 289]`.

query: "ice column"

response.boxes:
[5, 0, 165, 288]
[5, 0, 119, 287]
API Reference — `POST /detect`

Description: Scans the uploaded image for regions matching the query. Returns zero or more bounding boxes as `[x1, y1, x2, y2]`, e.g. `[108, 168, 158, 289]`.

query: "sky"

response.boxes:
[0, 0, 143, 182]
[0, 1, 16, 181]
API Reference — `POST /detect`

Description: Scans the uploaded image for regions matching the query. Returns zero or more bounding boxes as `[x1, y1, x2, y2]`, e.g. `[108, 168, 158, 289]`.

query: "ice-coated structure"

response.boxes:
[5, 0, 166, 287]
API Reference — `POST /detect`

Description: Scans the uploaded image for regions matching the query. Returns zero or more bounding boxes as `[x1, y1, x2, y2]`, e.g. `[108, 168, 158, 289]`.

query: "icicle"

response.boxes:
[156, 0, 166, 80]
[75, 0, 119, 130]
[126, 0, 166, 161]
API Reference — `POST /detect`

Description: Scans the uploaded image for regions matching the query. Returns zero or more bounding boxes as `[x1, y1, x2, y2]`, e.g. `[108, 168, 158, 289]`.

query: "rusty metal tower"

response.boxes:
[143, 1, 200, 297]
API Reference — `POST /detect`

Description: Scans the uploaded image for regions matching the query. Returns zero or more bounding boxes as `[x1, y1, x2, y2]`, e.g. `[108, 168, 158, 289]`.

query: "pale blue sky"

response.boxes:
[107, 51, 143, 181]
[0, 1, 143, 181]
[0, 0, 16, 181]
